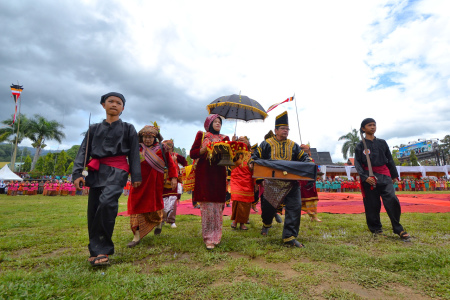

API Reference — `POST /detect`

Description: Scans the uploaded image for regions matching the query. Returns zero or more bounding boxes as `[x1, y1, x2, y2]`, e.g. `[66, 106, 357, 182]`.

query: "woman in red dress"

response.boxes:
[126, 125, 177, 248]
[230, 137, 253, 230]
[190, 114, 229, 249]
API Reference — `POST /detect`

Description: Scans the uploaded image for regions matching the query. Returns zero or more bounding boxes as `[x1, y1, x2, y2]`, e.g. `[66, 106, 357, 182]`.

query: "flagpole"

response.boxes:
[293, 93, 302, 144]
[11, 82, 23, 172]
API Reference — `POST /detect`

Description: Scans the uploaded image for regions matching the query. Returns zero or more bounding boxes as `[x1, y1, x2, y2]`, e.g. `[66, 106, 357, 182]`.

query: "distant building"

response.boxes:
[310, 148, 333, 165]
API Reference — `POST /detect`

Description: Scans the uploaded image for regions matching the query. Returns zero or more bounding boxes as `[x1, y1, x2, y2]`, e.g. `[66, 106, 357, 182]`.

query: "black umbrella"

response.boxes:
[206, 94, 268, 122]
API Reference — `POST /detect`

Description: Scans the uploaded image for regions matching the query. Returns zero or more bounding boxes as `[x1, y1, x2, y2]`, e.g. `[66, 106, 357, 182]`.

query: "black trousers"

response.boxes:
[261, 182, 301, 242]
[362, 182, 404, 234]
[87, 185, 123, 257]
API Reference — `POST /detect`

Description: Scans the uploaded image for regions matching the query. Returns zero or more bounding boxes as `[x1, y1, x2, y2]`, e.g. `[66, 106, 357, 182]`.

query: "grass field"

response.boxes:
[0, 193, 449, 299]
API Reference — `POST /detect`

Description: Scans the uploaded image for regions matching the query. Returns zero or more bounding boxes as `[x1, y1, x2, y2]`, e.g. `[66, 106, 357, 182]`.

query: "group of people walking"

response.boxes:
[70, 92, 411, 267]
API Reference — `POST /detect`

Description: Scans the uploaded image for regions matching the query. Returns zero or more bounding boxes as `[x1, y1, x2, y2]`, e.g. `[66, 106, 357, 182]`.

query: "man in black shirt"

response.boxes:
[354, 118, 410, 241]
[73, 92, 142, 266]
[252, 111, 312, 248]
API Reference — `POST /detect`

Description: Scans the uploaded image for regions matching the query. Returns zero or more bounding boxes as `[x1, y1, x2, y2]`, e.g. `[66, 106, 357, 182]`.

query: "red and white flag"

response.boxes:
[10, 84, 23, 124]
[266, 96, 294, 113]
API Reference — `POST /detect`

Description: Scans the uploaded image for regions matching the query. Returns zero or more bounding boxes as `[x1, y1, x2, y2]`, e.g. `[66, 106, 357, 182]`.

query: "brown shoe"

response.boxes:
[127, 240, 140, 248]
[240, 224, 248, 230]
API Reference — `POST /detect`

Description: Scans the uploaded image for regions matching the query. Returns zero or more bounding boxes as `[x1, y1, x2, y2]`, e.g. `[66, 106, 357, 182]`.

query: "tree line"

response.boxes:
[0, 114, 65, 171]
[1, 113, 193, 176]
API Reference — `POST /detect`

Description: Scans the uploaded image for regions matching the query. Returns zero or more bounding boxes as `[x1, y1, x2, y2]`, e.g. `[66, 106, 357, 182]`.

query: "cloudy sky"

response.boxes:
[1, 0, 449, 162]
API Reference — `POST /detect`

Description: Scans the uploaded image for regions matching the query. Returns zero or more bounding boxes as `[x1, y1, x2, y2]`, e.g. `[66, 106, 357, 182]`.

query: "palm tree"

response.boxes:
[27, 114, 65, 171]
[338, 129, 360, 159]
[0, 114, 30, 167]
[0, 114, 29, 144]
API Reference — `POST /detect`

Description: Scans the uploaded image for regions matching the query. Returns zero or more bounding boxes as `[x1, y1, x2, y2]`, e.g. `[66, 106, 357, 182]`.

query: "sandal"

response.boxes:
[127, 240, 140, 248]
[275, 214, 283, 224]
[399, 231, 411, 242]
[261, 226, 270, 236]
[284, 240, 305, 248]
[373, 230, 387, 238]
[240, 224, 248, 230]
[90, 255, 110, 267]
[231, 221, 237, 229]
[206, 244, 215, 250]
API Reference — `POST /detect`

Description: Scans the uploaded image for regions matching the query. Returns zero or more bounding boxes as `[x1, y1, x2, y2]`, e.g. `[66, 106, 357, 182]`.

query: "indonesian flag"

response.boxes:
[10, 84, 24, 102]
[266, 96, 294, 113]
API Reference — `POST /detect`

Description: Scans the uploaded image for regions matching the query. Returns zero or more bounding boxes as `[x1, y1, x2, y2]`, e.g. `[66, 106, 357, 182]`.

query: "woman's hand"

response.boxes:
[234, 153, 244, 166]
[199, 146, 207, 155]
[133, 181, 142, 188]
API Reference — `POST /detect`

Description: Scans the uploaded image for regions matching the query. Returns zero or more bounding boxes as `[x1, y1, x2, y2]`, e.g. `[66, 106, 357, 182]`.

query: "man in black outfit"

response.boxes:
[73, 92, 142, 266]
[354, 118, 411, 241]
[252, 111, 312, 248]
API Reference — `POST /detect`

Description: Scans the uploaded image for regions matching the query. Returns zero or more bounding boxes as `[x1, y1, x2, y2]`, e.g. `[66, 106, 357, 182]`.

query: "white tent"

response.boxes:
[0, 165, 23, 181]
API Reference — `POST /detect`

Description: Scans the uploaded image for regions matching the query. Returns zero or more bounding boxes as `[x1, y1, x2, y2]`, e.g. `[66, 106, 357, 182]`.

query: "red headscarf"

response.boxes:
[204, 114, 221, 132]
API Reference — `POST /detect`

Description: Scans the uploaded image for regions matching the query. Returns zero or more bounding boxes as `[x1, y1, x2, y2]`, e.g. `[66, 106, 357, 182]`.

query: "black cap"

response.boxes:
[100, 92, 126, 107]
[275, 111, 288, 128]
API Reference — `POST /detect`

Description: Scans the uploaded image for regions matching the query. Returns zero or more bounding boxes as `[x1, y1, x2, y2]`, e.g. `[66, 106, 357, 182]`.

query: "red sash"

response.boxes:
[364, 165, 391, 177]
[87, 155, 129, 173]
[360, 165, 391, 198]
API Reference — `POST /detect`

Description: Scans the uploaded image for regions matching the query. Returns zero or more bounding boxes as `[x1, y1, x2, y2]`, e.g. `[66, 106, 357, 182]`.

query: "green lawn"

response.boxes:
[0, 194, 449, 299]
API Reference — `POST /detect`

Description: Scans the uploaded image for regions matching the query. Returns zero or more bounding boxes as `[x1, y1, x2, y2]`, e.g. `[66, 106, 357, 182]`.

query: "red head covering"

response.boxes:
[204, 114, 221, 132]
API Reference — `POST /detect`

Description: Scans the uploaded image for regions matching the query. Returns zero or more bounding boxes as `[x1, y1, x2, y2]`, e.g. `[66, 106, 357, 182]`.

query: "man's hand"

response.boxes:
[366, 177, 376, 186]
[74, 177, 85, 191]
[133, 181, 141, 188]
[171, 178, 177, 190]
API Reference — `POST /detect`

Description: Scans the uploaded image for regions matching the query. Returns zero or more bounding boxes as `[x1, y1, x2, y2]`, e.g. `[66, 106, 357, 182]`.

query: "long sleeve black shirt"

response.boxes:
[354, 137, 398, 185]
[72, 119, 142, 188]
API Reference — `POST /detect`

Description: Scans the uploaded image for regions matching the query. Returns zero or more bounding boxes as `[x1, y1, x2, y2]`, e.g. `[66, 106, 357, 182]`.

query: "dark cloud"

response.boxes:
[0, 1, 231, 148]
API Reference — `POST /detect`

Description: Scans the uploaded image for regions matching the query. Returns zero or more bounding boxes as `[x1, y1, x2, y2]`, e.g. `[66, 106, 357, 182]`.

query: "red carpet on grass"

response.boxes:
[118, 192, 450, 217]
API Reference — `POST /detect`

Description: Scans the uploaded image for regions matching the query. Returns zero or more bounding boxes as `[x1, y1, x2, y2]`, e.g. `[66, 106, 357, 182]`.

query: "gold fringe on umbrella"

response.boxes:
[206, 102, 268, 120]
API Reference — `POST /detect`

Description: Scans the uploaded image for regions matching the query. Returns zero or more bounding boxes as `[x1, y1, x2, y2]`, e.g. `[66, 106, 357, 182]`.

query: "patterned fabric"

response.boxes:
[140, 143, 165, 173]
[266, 137, 302, 161]
[302, 200, 318, 216]
[163, 195, 177, 214]
[130, 210, 163, 239]
[200, 202, 224, 245]
[263, 179, 294, 208]
[202, 132, 227, 148]
[204, 114, 220, 132]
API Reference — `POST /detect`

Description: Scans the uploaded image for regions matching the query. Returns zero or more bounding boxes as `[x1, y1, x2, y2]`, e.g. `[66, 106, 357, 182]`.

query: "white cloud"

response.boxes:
[2, 0, 449, 164]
